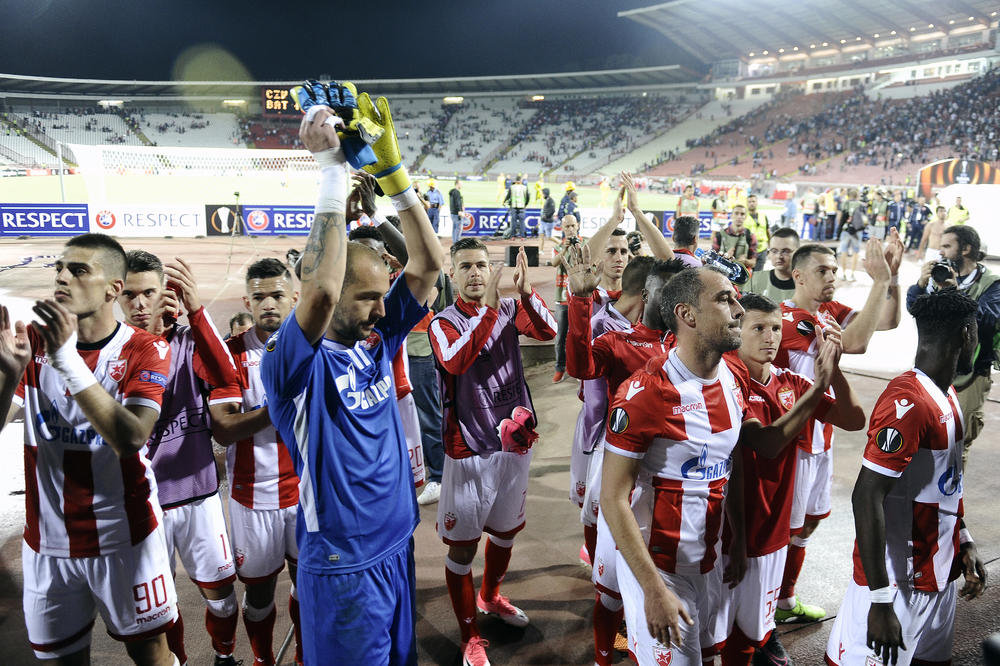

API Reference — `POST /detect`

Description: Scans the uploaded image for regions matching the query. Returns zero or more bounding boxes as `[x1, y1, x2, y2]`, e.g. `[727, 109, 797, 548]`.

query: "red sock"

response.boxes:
[289, 595, 303, 665]
[205, 607, 238, 657]
[480, 539, 513, 602]
[243, 605, 276, 665]
[166, 610, 187, 665]
[593, 596, 624, 666]
[720, 624, 756, 666]
[780, 543, 807, 600]
[445, 564, 479, 643]
[584, 524, 598, 565]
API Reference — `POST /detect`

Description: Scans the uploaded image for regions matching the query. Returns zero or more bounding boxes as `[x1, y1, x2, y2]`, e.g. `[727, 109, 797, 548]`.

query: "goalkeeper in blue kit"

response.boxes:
[261, 81, 443, 665]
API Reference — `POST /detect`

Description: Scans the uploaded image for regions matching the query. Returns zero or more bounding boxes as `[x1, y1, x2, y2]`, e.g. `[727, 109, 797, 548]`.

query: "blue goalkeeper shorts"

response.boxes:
[298, 538, 417, 665]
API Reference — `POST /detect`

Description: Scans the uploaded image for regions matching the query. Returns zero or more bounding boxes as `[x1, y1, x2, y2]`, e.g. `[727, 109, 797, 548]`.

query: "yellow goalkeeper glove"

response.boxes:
[356, 93, 411, 197]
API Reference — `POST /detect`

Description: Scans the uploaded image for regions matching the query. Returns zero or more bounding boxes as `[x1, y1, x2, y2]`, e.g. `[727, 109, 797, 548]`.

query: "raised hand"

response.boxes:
[152, 289, 180, 336]
[298, 104, 342, 156]
[163, 257, 201, 316]
[353, 172, 379, 218]
[621, 171, 640, 210]
[565, 243, 603, 296]
[0, 305, 31, 383]
[292, 80, 378, 169]
[863, 237, 891, 283]
[30, 299, 78, 356]
[812, 335, 839, 393]
[512, 246, 532, 298]
[484, 262, 504, 311]
[610, 183, 626, 225]
[884, 227, 904, 276]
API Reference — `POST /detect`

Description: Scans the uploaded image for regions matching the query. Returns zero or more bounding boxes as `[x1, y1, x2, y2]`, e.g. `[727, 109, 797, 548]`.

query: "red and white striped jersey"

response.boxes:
[776, 300, 856, 453]
[13, 323, 170, 558]
[742, 366, 833, 557]
[211, 329, 299, 510]
[605, 348, 750, 575]
[853, 369, 965, 593]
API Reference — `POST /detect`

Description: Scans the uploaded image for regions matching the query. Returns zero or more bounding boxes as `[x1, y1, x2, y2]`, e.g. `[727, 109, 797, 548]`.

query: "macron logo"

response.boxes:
[673, 401, 704, 415]
[153, 340, 169, 360]
[625, 380, 645, 401]
[894, 398, 915, 420]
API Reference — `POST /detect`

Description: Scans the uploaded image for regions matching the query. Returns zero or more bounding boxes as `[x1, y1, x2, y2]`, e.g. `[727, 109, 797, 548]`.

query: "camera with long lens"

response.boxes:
[930, 259, 956, 286]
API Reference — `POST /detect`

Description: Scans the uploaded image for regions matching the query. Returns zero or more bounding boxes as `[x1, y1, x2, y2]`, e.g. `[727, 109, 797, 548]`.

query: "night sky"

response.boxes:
[0, 0, 701, 81]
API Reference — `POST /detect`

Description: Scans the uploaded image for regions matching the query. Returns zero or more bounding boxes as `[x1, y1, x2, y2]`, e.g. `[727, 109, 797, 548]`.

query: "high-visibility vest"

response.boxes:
[509, 183, 528, 208]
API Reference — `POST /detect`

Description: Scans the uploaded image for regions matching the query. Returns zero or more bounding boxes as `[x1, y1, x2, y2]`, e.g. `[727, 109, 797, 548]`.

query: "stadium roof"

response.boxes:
[0, 65, 701, 102]
[620, 0, 999, 63]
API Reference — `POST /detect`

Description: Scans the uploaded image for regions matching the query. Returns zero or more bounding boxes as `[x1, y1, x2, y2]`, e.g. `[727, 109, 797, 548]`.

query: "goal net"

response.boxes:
[67, 143, 322, 206]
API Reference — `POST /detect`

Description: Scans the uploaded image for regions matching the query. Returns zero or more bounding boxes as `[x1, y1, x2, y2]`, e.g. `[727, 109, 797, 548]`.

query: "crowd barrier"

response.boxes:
[0, 203, 717, 240]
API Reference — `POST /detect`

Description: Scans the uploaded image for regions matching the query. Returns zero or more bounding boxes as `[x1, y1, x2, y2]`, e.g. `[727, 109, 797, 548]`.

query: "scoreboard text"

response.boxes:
[261, 87, 296, 116]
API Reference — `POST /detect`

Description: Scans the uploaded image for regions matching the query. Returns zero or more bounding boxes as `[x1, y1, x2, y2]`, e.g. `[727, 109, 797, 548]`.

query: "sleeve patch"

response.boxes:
[139, 370, 168, 387]
[875, 427, 904, 453]
[609, 407, 630, 434]
[265, 333, 278, 352]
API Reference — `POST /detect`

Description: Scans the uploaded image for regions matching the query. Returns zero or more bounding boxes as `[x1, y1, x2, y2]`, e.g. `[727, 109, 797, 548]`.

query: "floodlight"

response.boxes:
[443, 96, 464, 104]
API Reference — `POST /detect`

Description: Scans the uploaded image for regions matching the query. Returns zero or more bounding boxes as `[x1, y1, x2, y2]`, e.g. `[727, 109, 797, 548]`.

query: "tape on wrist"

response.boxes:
[390, 188, 421, 212]
[889, 274, 899, 287]
[50, 333, 98, 395]
[315, 162, 348, 214]
[869, 585, 896, 604]
[372, 214, 387, 227]
[960, 528, 974, 545]
[313, 148, 346, 168]
[304, 105, 331, 123]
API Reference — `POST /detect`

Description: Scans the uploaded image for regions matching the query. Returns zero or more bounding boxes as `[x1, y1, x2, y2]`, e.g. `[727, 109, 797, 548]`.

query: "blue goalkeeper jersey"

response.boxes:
[261, 277, 428, 574]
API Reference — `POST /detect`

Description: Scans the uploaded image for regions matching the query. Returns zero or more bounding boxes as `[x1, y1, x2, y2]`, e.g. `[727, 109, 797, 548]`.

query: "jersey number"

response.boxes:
[133, 574, 169, 614]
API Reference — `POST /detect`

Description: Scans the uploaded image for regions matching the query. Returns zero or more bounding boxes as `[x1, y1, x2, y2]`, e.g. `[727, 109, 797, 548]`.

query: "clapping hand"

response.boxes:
[512, 246, 532, 298]
[564, 243, 603, 297]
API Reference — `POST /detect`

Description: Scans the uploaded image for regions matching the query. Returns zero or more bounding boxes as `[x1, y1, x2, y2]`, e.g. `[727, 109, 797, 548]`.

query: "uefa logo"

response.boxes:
[664, 215, 676, 232]
[94, 210, 116, 230]
[246, 210, 270, 232]
[461, 212, 475, 232]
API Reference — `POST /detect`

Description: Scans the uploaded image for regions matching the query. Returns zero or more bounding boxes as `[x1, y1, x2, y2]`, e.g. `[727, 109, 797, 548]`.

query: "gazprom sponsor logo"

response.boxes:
[937, 464, 962, 497]
[0, 204, 89, 236]
[680, 444, 732, 481]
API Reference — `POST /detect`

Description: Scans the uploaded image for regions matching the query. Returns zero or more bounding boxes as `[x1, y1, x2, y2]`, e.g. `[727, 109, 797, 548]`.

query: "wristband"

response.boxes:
[960, 528, 974, 545]
[371, 214, 387, 227]
[390, 188, 421, 212]
[889, 274, 899, 287]
[869, 585, 896, 604]
[50, 332, 99, 395]
[314, 154, 348, 214]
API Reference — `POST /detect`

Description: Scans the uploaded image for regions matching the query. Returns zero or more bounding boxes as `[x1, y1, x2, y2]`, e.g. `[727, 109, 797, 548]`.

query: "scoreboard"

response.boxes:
[261, 87, 296, 117]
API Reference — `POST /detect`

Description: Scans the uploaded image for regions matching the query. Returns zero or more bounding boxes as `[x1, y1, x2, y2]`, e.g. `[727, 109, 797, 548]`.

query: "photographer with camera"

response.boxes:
[907, 224, 1000, 467]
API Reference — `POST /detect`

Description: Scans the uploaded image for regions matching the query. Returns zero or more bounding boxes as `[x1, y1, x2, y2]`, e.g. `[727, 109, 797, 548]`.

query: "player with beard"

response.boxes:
[825, 289, 987, 666]
[118, 251, 242, 666]
[774, 235, 902, 625]
[0, 233, 178, 665]
[430, 239, 556, 666]
[601, 267, 846, 666]
[208, 258, 303, 666]
[564, 251, 685, 666]
[716, 293, 865, 666]
[261, 82, 443, 664]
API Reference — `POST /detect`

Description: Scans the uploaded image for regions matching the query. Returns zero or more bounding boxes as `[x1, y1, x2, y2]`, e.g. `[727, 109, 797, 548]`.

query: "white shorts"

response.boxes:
[617, 552, 721, 666]
[712, 547, 786, 646]
[229, 499, 298, 583]
[790, 447, 832, 531]
[569, 407, 593, 507]
[580, 437, 606, 527]
[22, 528, 178, 659]
[437, 449, 532, 546]
[825, 579, 956, 665]
[592, 507, 620, 598]
[162, 493, 236, 589]
[398, 393, 426, 489]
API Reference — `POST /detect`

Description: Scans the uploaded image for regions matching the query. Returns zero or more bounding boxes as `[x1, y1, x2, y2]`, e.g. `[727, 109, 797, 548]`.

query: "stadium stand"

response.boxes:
[12, 109, 142, 147]
[420, 97, 538, 175]
[141, 112, 242, 148]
